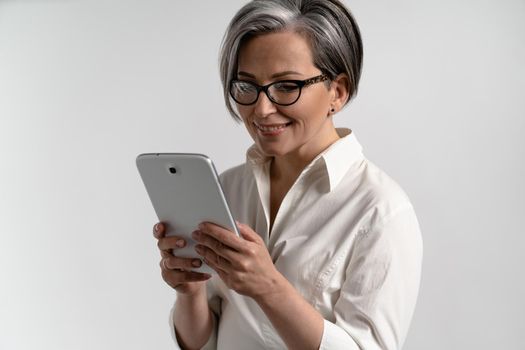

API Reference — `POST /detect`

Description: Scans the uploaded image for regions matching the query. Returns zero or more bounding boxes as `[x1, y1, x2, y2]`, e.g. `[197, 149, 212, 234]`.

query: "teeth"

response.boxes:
[255, 122, 290, 132]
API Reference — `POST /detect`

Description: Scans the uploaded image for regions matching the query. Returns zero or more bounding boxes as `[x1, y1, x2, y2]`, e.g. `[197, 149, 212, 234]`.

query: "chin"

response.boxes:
[256, 142, 292, 158]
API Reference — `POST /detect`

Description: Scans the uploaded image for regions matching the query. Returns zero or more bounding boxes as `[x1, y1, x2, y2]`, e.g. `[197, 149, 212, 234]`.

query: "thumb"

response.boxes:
[236, 221, 259, 242]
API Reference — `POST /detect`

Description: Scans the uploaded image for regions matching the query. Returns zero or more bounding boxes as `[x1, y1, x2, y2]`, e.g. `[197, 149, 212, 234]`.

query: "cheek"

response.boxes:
[307, 95, 330, 114]
[237, 107, 252, 124]
[237, 105, 251, 119]
[293, 90, 331, 119]
[285, 101, 328, 126]
[238, 110, 257, 136]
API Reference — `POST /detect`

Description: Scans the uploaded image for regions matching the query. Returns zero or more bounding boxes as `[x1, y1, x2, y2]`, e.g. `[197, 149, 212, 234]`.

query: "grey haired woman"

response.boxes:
[153, 0, 422, 349]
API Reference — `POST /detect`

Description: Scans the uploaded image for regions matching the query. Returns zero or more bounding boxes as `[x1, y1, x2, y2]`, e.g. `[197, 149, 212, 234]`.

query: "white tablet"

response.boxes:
[136, 153, 239, 274]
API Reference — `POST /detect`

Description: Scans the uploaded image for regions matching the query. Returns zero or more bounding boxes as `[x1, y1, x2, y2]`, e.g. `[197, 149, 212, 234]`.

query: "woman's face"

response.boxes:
[235, 30, 340, 160]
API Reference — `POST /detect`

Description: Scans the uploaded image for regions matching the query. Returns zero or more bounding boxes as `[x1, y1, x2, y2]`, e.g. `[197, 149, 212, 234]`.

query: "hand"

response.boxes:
[153, 222, 211, 295]
[192, 221, 281, 300]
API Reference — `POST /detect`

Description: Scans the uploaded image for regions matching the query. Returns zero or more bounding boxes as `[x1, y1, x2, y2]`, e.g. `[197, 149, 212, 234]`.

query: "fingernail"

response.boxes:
[192, 230, 201, 239]
[198, 223, 205, 230]
[154, 223, 160, 232]
[176, 239, 185, 247]
[192, 259, 202, 267]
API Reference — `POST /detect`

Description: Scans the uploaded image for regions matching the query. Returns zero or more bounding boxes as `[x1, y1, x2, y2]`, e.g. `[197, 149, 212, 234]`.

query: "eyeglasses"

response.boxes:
[229, 74, 329, 106]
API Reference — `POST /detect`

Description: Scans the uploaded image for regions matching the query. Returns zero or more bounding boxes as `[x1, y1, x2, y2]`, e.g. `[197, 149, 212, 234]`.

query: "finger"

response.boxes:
[198, 222, 246, 252]
[161, 256, 204, 271]
[161, 268, 211, 287]
[192, 231, 241, 263]
[158, 236, 187, 251]
[153, 222, 165, 239]
[216, 268, 229, 282]
[236, 222, 261, 243]
[195, 244, 231, 273]
[179, 270, 212, 282]
[160, 250, 172, 259]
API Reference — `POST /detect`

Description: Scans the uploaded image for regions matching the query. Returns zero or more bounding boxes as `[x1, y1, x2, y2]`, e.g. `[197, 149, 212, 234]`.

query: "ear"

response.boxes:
[329, 73, 350, 113]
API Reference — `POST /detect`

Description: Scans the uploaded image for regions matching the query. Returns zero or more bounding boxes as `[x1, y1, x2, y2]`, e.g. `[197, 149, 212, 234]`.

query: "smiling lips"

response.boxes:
[253, 121, 293, 132]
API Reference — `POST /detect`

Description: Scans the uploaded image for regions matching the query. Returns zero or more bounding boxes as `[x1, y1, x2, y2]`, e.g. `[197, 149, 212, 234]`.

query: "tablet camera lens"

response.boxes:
[169, 167, 177, 174]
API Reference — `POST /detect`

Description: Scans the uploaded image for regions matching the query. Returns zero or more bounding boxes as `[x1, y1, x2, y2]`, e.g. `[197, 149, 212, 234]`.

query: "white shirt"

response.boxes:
[169, 128, 423, 350]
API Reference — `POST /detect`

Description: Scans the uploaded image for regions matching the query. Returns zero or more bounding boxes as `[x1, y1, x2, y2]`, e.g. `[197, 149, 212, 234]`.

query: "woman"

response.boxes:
[154, 0, 423, 349]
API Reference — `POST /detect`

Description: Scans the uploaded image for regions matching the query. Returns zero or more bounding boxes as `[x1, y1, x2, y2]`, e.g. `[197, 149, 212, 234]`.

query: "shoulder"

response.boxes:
[349, 158, 416, 229]
[346, 159, 423, 261]
[360, 160, 411, 204]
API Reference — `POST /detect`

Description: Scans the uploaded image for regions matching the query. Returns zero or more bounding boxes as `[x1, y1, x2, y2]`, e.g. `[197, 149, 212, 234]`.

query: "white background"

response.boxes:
[1, 0, 524, 349]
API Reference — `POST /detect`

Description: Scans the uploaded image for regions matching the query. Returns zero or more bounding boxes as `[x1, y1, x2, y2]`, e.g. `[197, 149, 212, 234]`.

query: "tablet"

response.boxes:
[136, 153, 239, 274]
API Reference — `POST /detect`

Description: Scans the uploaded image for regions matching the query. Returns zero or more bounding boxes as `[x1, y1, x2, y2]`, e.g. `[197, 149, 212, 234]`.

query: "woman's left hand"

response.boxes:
[192, 221, 281, 300]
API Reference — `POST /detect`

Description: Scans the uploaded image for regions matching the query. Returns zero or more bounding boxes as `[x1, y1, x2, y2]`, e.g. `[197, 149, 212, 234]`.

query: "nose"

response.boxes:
[253, 90, 277, 119]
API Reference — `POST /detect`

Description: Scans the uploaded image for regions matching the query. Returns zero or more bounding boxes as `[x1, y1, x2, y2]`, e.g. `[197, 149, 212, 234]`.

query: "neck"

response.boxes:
[271, 126, 340, 182]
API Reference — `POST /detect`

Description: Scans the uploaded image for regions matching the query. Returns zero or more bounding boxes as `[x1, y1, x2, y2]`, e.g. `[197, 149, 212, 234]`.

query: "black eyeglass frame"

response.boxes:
[229, 73, 330, 106]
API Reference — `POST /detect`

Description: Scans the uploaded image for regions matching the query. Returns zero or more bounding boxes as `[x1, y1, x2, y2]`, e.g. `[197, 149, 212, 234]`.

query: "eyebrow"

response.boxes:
[237, 70, 304, 79]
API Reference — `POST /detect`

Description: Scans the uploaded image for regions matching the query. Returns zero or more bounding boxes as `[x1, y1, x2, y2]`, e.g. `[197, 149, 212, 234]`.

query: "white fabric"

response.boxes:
[169, 128, 423, 349]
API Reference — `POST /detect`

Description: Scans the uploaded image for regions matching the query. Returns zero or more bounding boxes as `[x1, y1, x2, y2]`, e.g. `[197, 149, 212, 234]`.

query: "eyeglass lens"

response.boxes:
[230, 81, 301, 105]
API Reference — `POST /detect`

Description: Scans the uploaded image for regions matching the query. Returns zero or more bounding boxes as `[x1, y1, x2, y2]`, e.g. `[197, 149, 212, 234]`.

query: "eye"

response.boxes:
[272, 82, 300, 93]
[233, 81, 257, 94]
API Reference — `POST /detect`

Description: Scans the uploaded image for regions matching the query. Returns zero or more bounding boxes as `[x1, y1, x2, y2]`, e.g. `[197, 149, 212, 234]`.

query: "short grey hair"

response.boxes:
[219, 0, 363, 122]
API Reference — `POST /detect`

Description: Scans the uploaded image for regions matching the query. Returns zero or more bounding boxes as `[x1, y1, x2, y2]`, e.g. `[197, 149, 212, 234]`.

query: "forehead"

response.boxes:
[237, 30, 316, 79]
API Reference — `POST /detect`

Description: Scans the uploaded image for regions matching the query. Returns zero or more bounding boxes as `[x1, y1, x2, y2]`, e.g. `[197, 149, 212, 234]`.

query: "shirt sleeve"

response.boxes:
[319, 204, 423, 350]
[168, 277, 222, 350]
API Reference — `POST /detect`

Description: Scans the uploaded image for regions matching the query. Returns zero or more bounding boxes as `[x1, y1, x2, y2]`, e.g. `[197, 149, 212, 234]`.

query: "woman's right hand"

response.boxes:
[153, 222, 211, 295]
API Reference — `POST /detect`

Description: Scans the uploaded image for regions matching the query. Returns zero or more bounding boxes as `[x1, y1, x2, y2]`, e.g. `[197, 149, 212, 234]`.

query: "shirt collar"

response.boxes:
[246, 127, 364, 192]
